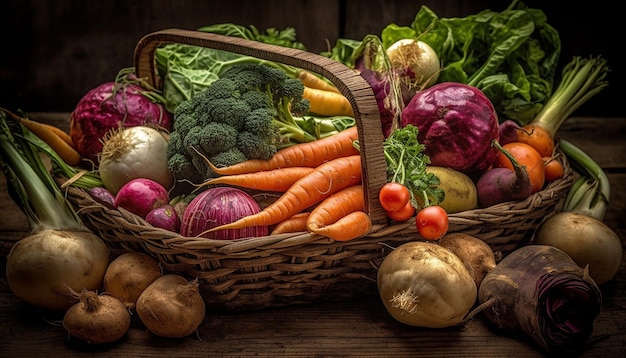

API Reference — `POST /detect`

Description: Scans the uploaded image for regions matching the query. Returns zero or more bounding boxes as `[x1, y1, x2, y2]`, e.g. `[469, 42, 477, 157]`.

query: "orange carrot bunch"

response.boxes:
[201, 127, 372, 241]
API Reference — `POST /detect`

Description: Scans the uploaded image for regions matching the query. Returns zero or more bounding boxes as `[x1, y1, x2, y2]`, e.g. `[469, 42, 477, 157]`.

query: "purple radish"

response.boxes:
[476, 140, 532, 207]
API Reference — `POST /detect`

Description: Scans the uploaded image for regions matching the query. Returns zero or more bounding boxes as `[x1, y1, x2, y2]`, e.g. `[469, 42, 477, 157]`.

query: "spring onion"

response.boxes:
[560, 139, 610, 220]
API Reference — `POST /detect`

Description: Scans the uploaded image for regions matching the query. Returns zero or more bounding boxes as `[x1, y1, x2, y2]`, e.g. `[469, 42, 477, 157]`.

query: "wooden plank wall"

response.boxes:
[0, 0, 620, 116]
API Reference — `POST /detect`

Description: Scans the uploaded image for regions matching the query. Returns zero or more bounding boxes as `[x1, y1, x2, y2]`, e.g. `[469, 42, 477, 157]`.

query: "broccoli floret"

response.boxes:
[167, 62, 316, 183]
[167, 152, 204, 184]
[208, 148, 247, 176]
[237, 131, 277, 160]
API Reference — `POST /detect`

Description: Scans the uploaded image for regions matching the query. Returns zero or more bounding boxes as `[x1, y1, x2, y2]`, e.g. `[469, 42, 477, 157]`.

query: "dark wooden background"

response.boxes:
[1, 0, 621, 117]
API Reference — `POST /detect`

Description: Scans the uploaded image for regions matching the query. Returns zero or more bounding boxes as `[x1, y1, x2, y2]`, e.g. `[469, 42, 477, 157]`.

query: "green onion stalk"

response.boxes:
[560, 139, 610, 221]
[530, 55, 609, 139]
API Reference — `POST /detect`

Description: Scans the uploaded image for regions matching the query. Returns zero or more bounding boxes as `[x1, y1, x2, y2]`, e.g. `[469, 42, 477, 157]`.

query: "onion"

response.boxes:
[99, 126, 173, 195]
[386, 39, 440, 89]
[181, 187, 268, 239]
[6, 229, 110, 311]
[63, 289, 131, 344]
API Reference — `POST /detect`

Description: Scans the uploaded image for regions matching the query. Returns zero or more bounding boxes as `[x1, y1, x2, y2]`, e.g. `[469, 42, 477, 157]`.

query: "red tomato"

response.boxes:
[415, 206, 449, 240]
[379, 182, 410, 212]
[385, 201, 415, 222]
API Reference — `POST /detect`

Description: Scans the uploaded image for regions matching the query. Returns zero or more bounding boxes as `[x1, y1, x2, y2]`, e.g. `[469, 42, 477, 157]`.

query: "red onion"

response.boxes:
[180, 187, 267, 240]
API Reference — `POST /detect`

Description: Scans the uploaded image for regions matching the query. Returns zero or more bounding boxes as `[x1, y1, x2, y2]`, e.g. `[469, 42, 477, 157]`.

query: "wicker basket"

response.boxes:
[62, 29, 573, 311]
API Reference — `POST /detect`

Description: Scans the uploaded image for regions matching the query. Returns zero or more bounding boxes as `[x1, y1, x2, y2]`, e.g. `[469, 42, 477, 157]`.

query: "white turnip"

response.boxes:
[99, 126, 173, 195]
[377, 241, 477, 328]
[6, 230, 110, 311]
[136, 274, 206, 338]
[103, 252, 162, 309]
[63, 289, 131, 344]
[533, 211, 623, 285]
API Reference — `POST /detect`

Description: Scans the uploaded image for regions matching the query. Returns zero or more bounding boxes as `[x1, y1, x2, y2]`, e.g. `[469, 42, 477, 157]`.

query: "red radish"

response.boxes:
[146, 204, 180, 232]
[498, 119, 522, 145]
[88, 186, 115, 208]
[476, 140, 532, 207]
[114, 178, 169, 218]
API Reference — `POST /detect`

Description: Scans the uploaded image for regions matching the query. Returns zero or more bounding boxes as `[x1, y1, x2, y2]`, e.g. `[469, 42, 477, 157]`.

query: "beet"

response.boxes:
[475, 140, 532, 207]
[70, 81, 172, 164]
[401, 82, 499, 176]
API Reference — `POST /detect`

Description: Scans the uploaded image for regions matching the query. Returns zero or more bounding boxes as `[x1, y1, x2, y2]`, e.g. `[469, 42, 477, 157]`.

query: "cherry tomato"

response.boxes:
[385, 200, 415, 222]
[379, 182, 410, 212]
[415, 205, 449, 241]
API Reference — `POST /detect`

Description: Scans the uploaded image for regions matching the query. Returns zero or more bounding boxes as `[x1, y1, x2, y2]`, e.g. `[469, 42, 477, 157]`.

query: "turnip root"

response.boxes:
[472, 245, 602, 355]
[136, 274, 206, 338]
[6, 229, 110, 311]
[438, 233, 496, 288]
[63, 289, 131, 344]
[534, 212, 623, 285]
[476, 140, 532, 207]
[377, 241, 477, 328]
[103, 252, 162, 309]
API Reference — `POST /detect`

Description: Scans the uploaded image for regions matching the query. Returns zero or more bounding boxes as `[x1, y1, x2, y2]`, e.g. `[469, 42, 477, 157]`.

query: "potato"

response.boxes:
[426, 166, 478, 213]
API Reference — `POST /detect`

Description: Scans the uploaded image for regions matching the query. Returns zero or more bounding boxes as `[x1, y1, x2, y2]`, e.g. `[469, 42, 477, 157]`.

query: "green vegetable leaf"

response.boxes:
[381, 124, 444, 209]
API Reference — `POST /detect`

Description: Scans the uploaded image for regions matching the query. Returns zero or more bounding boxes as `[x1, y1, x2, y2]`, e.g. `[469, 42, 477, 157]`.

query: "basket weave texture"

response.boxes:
[63, 29, 574, 310]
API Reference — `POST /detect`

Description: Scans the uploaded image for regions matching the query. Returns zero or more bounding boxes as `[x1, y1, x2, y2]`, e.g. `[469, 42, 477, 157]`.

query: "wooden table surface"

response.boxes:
[1, 114, 624, 357]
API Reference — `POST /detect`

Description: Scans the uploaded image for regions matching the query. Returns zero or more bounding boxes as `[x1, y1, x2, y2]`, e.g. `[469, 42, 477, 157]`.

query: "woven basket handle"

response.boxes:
[134, 28, 388, 223]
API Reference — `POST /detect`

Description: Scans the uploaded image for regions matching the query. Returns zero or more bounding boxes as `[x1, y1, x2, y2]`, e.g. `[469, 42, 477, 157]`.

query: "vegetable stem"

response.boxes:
[0, 113, 84, 232]
[532, 56, 609, 137]
[560, 139, 610, 220]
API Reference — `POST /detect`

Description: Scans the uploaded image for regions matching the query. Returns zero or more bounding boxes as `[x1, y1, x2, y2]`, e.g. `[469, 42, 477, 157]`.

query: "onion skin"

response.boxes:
[136, 274, 205, 338]
[6, 229, 110, 311]
[181, 187, 268, 239]
[63, 290, 131, 344]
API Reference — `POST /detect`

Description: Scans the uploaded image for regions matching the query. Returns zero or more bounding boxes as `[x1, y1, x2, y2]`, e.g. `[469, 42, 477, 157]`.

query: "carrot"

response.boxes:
[516, 124, 554, 158]
[303, 86, 354, 117]
[203, 155, 363, 233]
[494, 142, 545, 194]
[201, 167, 315, 192]
[208, 126, 359, 176]
[1, 108, 81, 166]
[297, 70, 341, 94]
[543, 156, 565, 182]
[270, 212, 310, 235]
[306, 185, 371, 241]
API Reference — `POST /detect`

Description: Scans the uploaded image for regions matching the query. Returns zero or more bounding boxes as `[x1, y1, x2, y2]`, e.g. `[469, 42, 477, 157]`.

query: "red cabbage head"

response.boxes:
[401, 82, 499, 176]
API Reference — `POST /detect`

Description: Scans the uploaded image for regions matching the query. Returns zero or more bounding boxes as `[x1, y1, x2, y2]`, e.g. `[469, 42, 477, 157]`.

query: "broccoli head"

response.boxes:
[167, 62, 313, 183]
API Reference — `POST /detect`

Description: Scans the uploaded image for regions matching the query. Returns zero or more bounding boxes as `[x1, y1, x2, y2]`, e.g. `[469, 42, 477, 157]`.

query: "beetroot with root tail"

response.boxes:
[470, 245, 602, 355]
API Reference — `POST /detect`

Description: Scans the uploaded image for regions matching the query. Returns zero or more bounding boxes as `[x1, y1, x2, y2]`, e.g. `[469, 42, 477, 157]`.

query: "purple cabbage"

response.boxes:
[70, 81, 172, 164]
[401, 82, 500, 176]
